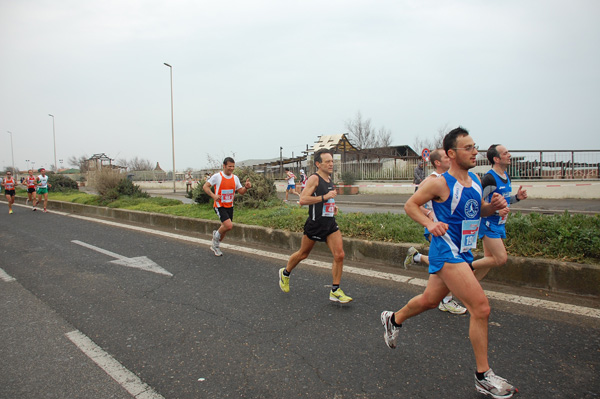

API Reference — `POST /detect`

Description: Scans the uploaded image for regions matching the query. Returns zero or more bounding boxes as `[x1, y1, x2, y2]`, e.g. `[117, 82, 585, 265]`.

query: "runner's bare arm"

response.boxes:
[405, 178, 449, 236]
[202, 181, 219, 201]
[299, 175, 336, 206]
[237, 178, 251, 194]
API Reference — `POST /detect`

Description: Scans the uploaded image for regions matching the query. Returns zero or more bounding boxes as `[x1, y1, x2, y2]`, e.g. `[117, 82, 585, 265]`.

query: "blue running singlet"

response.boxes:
[428, 172, 482, 273]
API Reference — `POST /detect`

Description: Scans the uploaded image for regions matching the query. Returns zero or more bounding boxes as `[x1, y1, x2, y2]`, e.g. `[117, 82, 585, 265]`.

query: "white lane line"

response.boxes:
[66, 330, 164, 399]
[60, 212, 600, 319]
[0, 267, 16, 282]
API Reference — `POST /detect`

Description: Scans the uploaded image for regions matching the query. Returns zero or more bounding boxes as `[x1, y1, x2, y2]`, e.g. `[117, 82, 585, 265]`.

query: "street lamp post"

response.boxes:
[26, 159, 30, 170]
[48, 114, 57, 172]
[7, 131, 15, 177]
[164, 62, 176, 193]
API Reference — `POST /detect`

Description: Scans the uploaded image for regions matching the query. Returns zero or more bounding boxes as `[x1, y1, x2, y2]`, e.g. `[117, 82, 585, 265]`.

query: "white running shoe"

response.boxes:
[211, 245, 223, 256]
[438, 299, 467, 315]
[403, 246, 418, 269]
[380, 311, 400, 349]
[475, 369, 517, 398]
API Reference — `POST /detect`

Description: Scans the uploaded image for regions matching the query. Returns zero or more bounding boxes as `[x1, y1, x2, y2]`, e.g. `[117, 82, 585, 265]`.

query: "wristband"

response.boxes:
[322, 195, 325, 203]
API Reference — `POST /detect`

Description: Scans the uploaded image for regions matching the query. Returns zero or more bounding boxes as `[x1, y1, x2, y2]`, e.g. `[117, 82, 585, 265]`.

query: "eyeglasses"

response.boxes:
[453, 145, 479, 152]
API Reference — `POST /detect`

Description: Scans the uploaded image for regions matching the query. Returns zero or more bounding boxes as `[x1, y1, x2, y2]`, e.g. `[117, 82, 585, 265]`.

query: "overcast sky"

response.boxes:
[1, 0, 599, 172]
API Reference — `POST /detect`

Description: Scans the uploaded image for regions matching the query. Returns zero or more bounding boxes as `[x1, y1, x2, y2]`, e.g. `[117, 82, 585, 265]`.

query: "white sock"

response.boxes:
[443, 295, 453, 304]
[214, 231, 221, 240]
[414, 253, 422, 263]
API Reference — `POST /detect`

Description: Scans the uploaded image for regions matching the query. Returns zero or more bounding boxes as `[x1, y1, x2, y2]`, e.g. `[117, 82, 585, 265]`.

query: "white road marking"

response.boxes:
[65, 330, 164, 399]
[44, 211, 600, 320]
[0, 267, 16, 282]
[71, 240, 173, 277]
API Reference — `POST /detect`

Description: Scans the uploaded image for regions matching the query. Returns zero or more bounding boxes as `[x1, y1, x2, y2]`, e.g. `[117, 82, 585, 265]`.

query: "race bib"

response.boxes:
[323, 199, 335, 217]
[221, 189, 234, 204]
[460, 219, 480, 253]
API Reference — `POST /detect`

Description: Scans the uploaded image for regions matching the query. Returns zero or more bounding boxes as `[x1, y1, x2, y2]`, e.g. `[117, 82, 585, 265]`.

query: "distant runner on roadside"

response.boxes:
[203, 157, 251, 257]
[23, 169, 38, 208]
[284, 168, 299, 202]
[34, 168, 52, 213]
[298, 169, 308, 194]
[278, 149, 353, 304]
[2, 171, 16, 214]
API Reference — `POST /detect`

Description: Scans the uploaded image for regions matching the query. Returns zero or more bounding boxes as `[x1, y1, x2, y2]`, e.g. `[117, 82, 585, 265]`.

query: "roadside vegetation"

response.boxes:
[11, 170, 600, 264]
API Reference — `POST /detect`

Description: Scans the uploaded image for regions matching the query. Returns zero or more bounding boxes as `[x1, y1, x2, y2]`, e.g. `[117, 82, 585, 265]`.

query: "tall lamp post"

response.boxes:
[7, 131, 15, 177]
[164, 62, 176, 193]
[48, 114, 57, 172]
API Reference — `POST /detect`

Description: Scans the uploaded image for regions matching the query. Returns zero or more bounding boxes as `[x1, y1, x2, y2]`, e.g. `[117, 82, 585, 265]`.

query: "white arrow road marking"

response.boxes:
[0, 267, 16, 282]
[71, 240, 173, 277]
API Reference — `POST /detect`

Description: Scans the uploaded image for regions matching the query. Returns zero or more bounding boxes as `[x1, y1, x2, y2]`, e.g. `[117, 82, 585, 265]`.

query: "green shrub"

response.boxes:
[340, 171, 357, 186]
[191, 181, 212, 204]
[48, 174, 79, 192]
[234, 167, 278, 209]
[115, 178, 149, 198]
[199, 168, 277, 208]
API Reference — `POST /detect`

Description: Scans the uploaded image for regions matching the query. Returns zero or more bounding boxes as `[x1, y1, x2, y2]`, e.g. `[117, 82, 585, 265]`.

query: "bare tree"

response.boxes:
[127, 157, 153, 171]
[68, 155, 90, 173]
[412, 124, 450, 154]
[345, 111, 377, 149]
[375, 126, 393, 148]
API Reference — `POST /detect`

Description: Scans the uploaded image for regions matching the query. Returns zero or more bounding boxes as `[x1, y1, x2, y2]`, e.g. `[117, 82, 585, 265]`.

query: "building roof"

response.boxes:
[309, 134, 358, 153]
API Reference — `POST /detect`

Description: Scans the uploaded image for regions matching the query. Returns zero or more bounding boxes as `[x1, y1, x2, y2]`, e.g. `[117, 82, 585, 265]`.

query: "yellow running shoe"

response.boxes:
[329, 288, 353, 303]
[278, 268, 290, 293]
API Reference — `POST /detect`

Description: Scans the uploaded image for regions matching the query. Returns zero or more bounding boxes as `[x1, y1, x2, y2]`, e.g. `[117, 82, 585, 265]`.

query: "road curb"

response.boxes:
[11, 196, 599, 298]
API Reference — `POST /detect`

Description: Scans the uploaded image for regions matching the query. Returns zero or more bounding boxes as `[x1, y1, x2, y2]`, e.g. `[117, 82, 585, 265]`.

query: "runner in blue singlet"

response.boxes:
[381, 127, 518, 398]
[471, 144, 528, 281]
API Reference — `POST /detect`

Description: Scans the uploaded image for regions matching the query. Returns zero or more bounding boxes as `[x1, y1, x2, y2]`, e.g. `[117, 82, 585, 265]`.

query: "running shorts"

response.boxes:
[214, 206, 234, 223]
[479, 220, 506, 239]
[303, 218, 339, 242]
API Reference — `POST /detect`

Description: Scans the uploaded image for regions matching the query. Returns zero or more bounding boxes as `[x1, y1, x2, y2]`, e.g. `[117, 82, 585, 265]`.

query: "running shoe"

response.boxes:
[33, 207, 37, 211]
[278, 268, 290, 293]
[404, 246, 418, 268]
[43, 209, 48, 213]
[9, 210, 13, 214]
[211, 245, 223, 256]
[212, 230, 220, 247]
[438, 299, 467, 315]
[329, 288, 353, 303]
[380, 311, 400, 349]
[475, 369, 518, 398]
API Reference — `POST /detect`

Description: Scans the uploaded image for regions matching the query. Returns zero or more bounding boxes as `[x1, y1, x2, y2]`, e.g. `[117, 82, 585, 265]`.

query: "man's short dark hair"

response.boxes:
[430, 148, 444, 167]
[223, 157, 235, 165]
[285, 168, 290, 172]
[443, 127, 470, 154]
[314, 149, 332, 165]
[487, 144, 501, 165]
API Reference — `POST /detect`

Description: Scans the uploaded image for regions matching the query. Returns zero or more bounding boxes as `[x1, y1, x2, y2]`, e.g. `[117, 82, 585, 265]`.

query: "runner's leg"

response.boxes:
[437, 262, 491, 372]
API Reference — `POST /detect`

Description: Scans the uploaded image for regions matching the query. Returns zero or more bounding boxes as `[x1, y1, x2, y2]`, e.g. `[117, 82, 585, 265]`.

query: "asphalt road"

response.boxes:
[1, 202, 599, 398]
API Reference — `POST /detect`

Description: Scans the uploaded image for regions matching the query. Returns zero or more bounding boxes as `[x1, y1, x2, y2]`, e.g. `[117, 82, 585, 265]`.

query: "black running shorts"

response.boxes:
[214, 206, 234, 223]
[304, 218, 339, 242]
